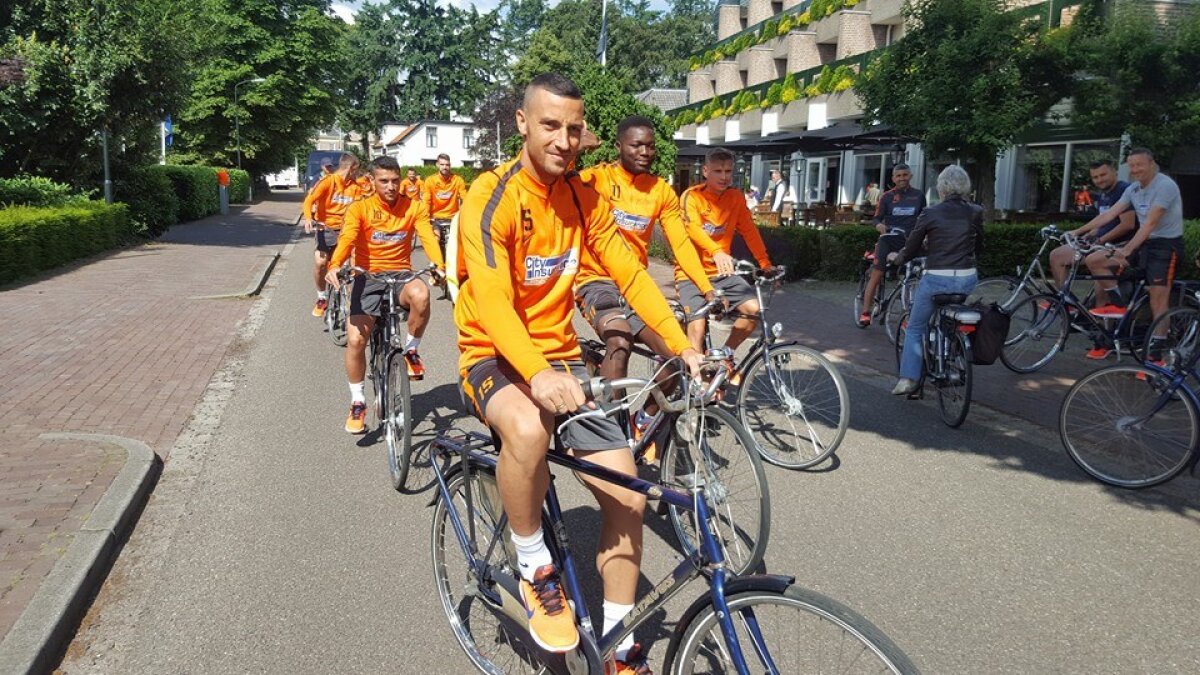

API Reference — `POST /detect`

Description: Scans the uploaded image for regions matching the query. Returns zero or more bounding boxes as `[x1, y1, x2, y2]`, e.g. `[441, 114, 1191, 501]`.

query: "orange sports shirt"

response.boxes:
[328, 192, 444, 274]
[677, 184, 772, 281]
[399, 176, 424, 201]
[455, 157, 693, 381]
[423, 172, 467, 220]
[302, 173, 360, 230]
[355, 175, 375, 199]
[576, 163, 716, 294]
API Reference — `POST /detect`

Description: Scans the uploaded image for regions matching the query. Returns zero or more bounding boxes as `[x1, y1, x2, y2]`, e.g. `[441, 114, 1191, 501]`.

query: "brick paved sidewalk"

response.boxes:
[0, 194, 301, 640]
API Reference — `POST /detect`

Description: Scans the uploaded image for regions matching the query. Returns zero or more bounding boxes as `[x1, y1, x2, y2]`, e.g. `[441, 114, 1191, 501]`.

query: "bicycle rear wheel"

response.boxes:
[661, 407, 769, 576]
[737, 345, 848, 469]
[1060, 365, 1199, 488]
[666, 584, 918, 674]
[1001, 293, 1068, 373]
[385, 351, 414, 491]
[935, 329, 972, 428]
[1142, 307, 1200, 366]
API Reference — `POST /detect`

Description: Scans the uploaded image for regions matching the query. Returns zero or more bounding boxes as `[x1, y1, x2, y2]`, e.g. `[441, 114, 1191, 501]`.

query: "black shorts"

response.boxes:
[575, 280, 647, 337]
[348, 275, 419, 317]
[1141, 237, 1184, 287]
[315, 227, 337, 254]
[677, 275, 755, 318]
[873, 232, 907, 271]
[460, 358, 628, 452]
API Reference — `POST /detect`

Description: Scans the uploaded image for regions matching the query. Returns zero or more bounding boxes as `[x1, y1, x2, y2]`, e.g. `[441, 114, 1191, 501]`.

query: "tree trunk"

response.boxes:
[975, 151, 998, 223]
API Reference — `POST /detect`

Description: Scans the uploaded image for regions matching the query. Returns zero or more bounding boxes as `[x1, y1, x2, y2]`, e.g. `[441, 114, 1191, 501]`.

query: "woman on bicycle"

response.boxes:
[889, 165, 984, 396]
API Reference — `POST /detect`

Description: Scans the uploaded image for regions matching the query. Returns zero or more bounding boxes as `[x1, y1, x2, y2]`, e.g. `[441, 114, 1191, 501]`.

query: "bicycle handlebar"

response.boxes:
[350, 263, 441, 283]
[732, 260, 786, 283]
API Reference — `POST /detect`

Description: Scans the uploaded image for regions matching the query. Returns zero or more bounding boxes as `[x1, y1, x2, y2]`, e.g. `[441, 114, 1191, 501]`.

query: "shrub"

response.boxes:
[228, 169, 251, 203]
[115, 166, 179, 236]
[160, 165, 219, 221]
[0, 201, 133, 285]
[0, 176, 83, 207]
[676, 109, 698, 126]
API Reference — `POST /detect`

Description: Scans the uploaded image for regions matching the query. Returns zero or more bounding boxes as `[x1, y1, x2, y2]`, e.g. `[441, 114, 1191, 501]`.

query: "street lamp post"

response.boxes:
[233, 77, 265, 170]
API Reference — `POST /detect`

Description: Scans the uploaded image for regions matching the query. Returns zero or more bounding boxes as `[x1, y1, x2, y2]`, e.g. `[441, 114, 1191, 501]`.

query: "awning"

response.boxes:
[675, 122, 920, 159]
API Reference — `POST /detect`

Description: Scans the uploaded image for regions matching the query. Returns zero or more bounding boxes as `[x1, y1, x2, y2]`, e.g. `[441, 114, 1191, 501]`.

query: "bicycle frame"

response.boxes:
[1053, 261, 1150, 356]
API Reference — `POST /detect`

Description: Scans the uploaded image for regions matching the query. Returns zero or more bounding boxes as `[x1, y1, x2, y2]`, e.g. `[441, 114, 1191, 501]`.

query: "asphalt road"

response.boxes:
[59, 232, 1200, 674]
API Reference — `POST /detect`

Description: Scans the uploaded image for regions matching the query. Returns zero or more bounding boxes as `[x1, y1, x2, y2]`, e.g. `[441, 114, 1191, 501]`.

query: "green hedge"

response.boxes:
[159, 165, 219, 221]
[228, 169, 250, 204]
[115, 166, 179, 237]
[0, 176, 84, 207]
[0, 201, 133, 285]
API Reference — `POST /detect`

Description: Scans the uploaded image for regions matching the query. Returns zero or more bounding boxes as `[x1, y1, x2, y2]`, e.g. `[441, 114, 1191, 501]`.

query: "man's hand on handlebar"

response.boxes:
[302, 218, 315, 234]
[875, 223, 887, 235]
[531, 368, 588, 415]
[680, 348, 704, 379]
[324, 267, 341, 289]
[714, 252, 736, 277]
[703, 290, 728, 313]
[886, 252, 900, 264]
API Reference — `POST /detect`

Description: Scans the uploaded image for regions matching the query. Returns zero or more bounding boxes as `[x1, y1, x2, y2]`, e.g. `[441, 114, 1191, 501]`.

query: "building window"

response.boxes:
[463, 129, 475, 149]
[426, 126, 438, 148]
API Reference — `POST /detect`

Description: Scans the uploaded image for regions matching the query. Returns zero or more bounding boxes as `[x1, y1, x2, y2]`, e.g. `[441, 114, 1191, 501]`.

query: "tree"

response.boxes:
[573, 65, 678, 178]
[855, 0, 1076, 216]
[1071, 3, 1200, 167]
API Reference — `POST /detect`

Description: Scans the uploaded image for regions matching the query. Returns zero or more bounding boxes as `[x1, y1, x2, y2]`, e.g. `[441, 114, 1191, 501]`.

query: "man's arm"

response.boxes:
[1118, 207, 1166, 257]
[658, 187, 714, 294]
[302, 176, 331, 231]
[1077, 192, 1129, 233]
[872, 193, 890, 234]
[326, 202, 361, 273]
[411, 200, 445, 270]
[736, 205, 773, 270]
[1095, 210, 1137, 244]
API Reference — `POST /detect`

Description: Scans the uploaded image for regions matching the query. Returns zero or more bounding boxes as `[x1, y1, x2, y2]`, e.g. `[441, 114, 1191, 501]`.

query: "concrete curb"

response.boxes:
[0, 434, 160, 675]
[190, 252, 280, 301]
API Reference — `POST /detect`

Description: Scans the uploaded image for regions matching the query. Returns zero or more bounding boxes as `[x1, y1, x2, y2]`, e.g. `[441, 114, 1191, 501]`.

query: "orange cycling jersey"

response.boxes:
[576, 163, 716, 294]
[677, 184, 772, 281]
[328, 192, 444, 274]
[400, 176, 424, 201]
[303, 173, 361, 230]
[423, 172, 467, 220]
[455, 157, 692, 382]
[355, 175, 375, 199]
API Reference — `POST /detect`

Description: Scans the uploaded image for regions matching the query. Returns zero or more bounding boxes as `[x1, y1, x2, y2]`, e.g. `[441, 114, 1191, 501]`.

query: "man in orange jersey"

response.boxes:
[399, 168, 423, 201]
[455, 73, 701, 671]
[677, 147, 778, 354]
[326, 156, 445, 434]
[576, 115, 734, 448]
[423, 153, 466, 258]
[301, 153, 361, 317]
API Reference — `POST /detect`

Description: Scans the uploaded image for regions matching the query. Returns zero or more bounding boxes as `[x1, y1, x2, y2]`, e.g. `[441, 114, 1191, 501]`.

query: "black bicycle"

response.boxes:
[895, 293, 983, 428]
[355, 264, 438, 490]
[323, 262, 351, 347]
[855, 230, 925, 343]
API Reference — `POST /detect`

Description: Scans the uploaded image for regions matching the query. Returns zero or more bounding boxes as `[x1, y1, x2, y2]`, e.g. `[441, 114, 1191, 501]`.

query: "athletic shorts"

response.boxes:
[348, 275, 419, 317]
[575, 280, 647, 338]
[873, 232, 908, 271]
[460, 357, 627, 452]
[1141, 237, 1184, 287]
[315, 227, 338, 254]
[677, 275, 755, 319]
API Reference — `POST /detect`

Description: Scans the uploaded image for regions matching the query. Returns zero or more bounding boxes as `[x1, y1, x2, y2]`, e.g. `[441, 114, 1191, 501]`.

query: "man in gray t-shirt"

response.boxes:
[1077, 147, 1184, 360]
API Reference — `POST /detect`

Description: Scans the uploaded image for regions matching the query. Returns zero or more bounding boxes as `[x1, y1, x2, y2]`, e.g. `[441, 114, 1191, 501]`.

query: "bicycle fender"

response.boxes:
[427, 462, 463, 507]
[661, 574, 796, 669]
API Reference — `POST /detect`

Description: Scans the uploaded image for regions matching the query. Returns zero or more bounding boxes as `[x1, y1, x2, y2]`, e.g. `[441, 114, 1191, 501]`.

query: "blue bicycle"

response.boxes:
[428, 368, 918, 674]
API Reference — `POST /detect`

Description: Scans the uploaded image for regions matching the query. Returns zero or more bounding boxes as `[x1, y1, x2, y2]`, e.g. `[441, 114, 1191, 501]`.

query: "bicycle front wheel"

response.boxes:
[662, 407, 769, 576]
[1060, 365, 1199, 488]
[883, 277, 917, 345]
[385, 351, 414, 491]
[737, 345, 848, 469]
[328, 286, 348, 347]
[935, 330, 972, 428]
[1143, 306, 1200, 365]
[667, 584, 919, 675]
[968, 275, 1029, 311]
[1001, 293, 1068, 373]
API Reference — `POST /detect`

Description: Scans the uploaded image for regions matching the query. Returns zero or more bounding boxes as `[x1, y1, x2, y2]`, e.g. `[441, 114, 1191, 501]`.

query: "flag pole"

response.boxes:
[599, 0, 608, 67]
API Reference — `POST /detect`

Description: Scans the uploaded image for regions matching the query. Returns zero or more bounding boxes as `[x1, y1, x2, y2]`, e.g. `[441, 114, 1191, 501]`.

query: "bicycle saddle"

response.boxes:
[933, 293, 968, 306]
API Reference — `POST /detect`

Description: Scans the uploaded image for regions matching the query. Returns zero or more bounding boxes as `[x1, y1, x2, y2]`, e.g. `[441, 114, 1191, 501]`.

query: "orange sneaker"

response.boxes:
[404, 350, 425, 380]
[609, 643, 652, 675]
[1085, 347, 1112, 360]
[857, 311, 871, 328]
[344, 401, 367, 434]
[633, 413, 657, 465]
[312, 298, 328, 317]
[519, 565, 579, 653]
[1089, 304, 1126, 318]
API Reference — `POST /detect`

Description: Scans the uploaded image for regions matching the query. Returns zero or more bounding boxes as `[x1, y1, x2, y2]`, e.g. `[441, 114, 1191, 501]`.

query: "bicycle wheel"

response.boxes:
[385, 351, 414, 491]
[935, 329, 972, 428]
[882, 277, 917, 345]
[661, 406, 769, 576]
[328, 286, 349, 347]
[369, 336, 386, 422]
[431, 468, 547, 674]
[1117, 294, 1154, 361]
[1000, 293, 1068, 373]
[666, 584, 919, 674]
[853, 266, 882, 326]
[1060, 365, 1199, 488]
[894, 312, 908, 368]
[1142, 306, 1200, 366]
[968, 275, 1030, 311]
[737, 344, 848, 469]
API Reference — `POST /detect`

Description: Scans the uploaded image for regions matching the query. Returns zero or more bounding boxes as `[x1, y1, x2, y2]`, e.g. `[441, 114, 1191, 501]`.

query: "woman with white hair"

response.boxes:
[888, 165, 984, 395]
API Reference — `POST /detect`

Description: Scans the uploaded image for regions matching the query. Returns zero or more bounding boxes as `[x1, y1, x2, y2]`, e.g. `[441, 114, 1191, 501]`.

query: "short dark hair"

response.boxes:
[705, 147, 735, 165]
[617, 115, 656, 140]
[437, 153, 451, 163]
[370, 155, 401, 173]
[1089, 159, 1116, 170]
[1128, 147, 1155, 161]
[892, 163, 911, 174]
[524, 73, 582, 107]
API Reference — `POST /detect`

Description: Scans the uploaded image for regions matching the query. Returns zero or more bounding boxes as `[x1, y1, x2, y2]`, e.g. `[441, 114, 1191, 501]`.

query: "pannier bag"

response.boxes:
[971, 302, 1010, 366]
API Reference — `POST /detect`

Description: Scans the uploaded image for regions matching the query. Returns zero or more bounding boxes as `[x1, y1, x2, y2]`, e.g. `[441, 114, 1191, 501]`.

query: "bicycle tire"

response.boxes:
[1117, 294, 1154, 362]
[1060, 364, 1199, 488]
[370, 335, 386, 422]
[853, 265, 882, 327]
[385, 351, 414, 491]
[969, 275, 1030, 311]
[883, 277, 917, 346]
[936, 329, 972, 428]
[894, 311, 907, 368]
[736, 344, 848, 469]
[1000, 293, 1068, 373]
[666, 584, 919, 675]
[661, 406, 769, 576]
[1142, 306, 1200, 366]
[328, 287, 349, 347]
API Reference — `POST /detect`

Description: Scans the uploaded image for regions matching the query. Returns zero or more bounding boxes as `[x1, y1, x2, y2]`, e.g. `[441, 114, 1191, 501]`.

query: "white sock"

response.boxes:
[603, 600, 636, 661]
[349, 382, 365, 404]
[633, 410, 653, 429]
[317, 290, 328, 300]
[404, 334, 421, 352]
[510, 528, 552, 582]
